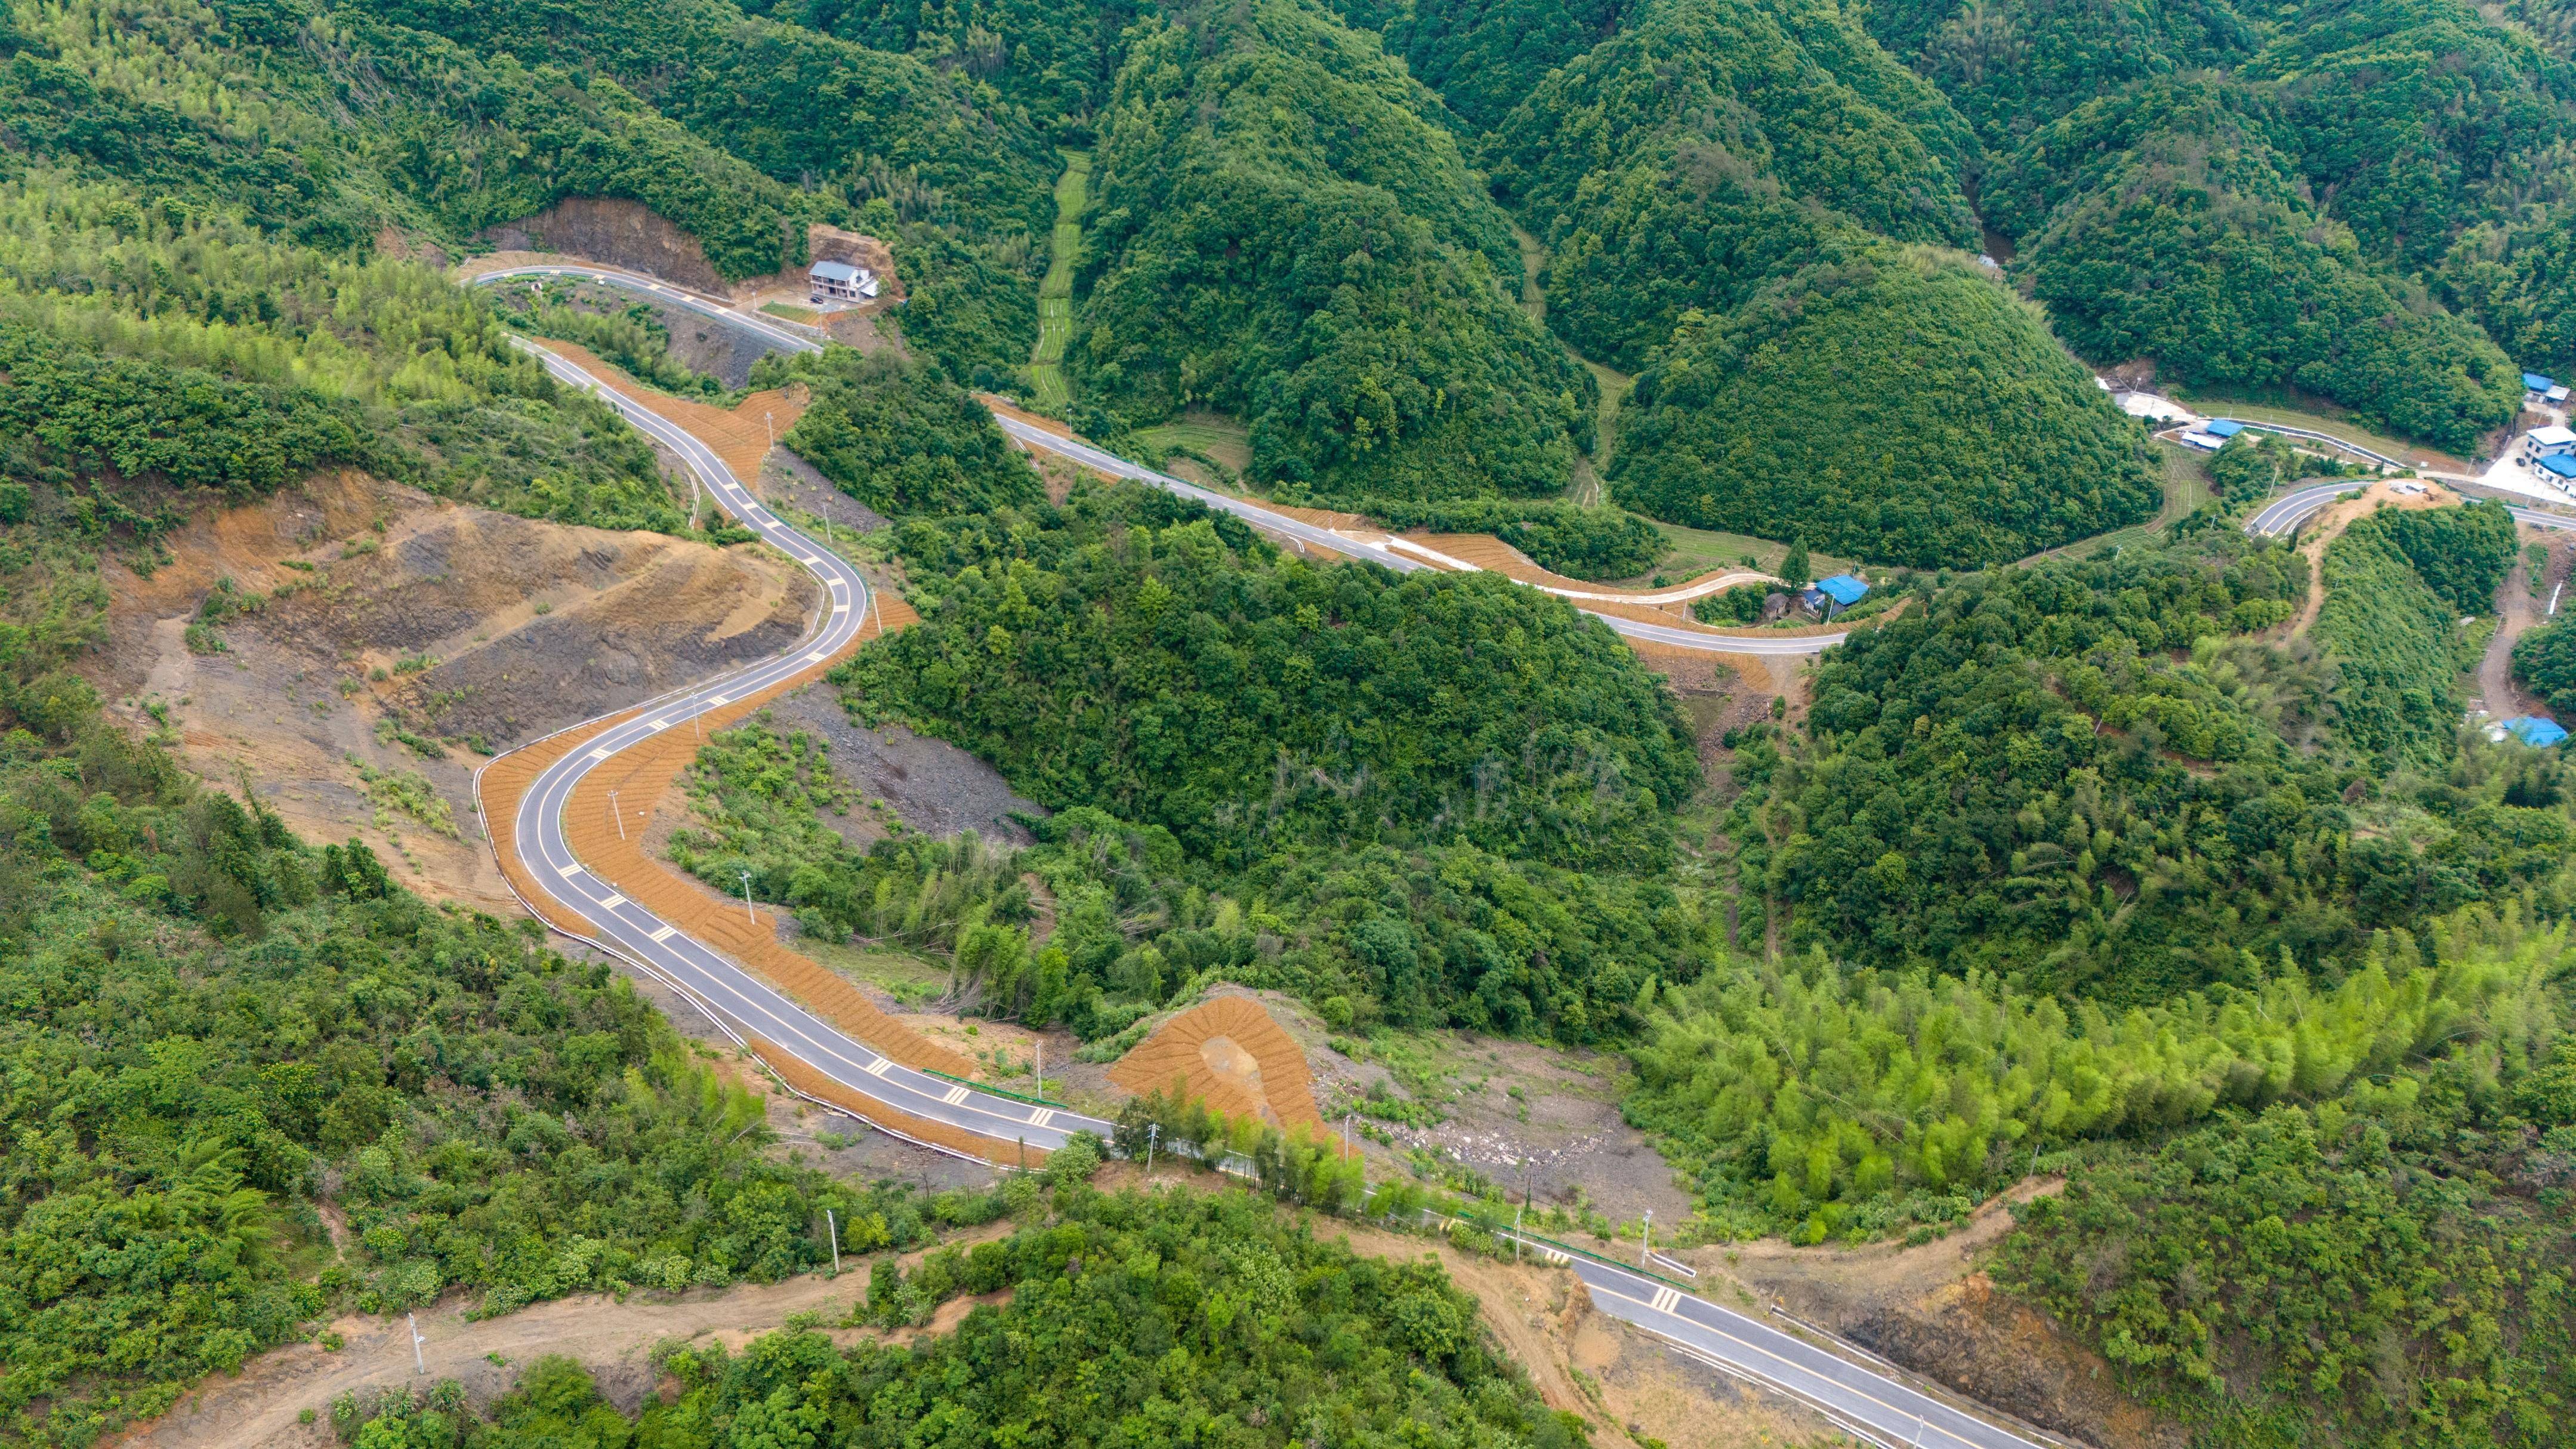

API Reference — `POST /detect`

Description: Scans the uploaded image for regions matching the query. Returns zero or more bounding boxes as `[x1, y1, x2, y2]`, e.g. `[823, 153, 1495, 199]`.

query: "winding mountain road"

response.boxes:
[2244, 479, 2576, 539]
[465, 265, 2055, 1449]
[473, 263, 1845, 656]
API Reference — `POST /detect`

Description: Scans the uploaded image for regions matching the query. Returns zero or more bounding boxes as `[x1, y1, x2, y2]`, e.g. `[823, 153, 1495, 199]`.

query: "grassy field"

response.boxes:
[2168, 385, 2475, 471]
[1646, 519, 1850, 584]
[759, 301, 819, 324]
[799, 935, 954, 1009]
[1132, 414, 1252, 488]
[1027, 150, 1091, 412]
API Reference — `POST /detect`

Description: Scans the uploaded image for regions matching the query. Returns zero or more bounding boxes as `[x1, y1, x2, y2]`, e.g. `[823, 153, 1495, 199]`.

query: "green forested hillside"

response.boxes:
[332, 1186, 1584, 1449]
[844, 481, 1695, 870]
[0, 699, 988, 1445]
[1483, 0, 1976, 371]
[1610, 251, 2162, 566]
[2312, 503, 2513, 767]
[1068, 0, 1594, 505]
[1726, 517, 2574, 1000]
[765, 350, 1046, 516]
[1864, 0, 2546, 447]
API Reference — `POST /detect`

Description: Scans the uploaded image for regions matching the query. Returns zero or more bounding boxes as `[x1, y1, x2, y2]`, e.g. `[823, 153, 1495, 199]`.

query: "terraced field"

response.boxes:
[1028, 150, 1091, 410]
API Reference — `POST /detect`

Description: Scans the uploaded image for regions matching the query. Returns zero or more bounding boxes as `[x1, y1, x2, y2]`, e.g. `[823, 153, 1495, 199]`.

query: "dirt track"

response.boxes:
[117, 1225, 1014, 1449]
[2476, 531, 2566, 721]
[2284, 479, 2453, 639]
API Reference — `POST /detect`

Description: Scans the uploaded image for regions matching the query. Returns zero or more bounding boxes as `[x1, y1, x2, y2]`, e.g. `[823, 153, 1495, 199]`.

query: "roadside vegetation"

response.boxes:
[331, 1180, 1585, 1449]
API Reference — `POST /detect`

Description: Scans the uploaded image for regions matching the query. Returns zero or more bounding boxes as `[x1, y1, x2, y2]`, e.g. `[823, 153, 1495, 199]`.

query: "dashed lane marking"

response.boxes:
[598, 893, 625, 910]
[865, 1058, 894, 1077]
[588, 747, 613, 760]
[649, 926, 677, 944]
[942, 1085, 971, 1105]
[1030, 1109, 1056, 1127]
[1651, 1285, 1683, 1314]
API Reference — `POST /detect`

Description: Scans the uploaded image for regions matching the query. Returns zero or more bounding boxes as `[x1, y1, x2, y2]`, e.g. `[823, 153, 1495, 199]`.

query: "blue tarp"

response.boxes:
[2204, 419, 2246, 438]
[2541, 454, 2576, 480]
[2527, 372, 2558, 393]
[1813, 574, 1869, 606]
[2506, 716, 2569, 748]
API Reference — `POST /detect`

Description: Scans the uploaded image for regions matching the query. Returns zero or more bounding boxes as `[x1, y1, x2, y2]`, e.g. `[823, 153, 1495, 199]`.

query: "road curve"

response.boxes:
[473, 263, 1847, 657]
[2242, 479, 2576, 541]
[481, 338, 1116, 1159]
[469, 270, 2056, 1448]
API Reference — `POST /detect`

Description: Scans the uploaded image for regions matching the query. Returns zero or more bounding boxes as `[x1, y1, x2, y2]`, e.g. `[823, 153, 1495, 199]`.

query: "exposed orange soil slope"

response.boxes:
[1109, 995, 1326, 1133]
[535, 340, 805, 485]
[476, 345, 1043, 1165]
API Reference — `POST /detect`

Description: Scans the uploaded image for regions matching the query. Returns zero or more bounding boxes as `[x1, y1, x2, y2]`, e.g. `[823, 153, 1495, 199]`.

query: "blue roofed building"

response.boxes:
[2501, 716, 2569, 748]
[2203, 419, 2247, 439]
[2541, 454, 2576, 482]
[1800, 574, 1869, 618]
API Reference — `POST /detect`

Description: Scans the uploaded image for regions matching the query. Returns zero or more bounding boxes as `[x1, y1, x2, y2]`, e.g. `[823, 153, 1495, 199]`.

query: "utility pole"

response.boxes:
[739, 868, 756, 926]
[609, 787, 625, 840]
[826, 1208, 841, 1276]
[408, 1313, 427, 1374]
[1144, 1122, 1159, 1176]
[1640, 1210, 1653, 1269]
[1512, 1158, 1528, 1263]
[1033, 1037, 1041, 1097]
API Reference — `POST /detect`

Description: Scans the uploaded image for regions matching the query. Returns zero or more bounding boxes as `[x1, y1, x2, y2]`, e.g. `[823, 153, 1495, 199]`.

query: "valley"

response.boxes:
[8, 2, 2576, 1449]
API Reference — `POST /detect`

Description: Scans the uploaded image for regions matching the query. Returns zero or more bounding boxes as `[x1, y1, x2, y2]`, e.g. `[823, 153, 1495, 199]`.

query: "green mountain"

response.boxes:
[1611, 249, 2161, 566]
[1067, 0, 1594, 504]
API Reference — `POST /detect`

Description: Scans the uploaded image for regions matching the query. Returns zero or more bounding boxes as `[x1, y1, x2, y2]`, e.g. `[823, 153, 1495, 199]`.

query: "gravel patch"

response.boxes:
[764, 682, 1045, 843]
[758, 448, 891, 536]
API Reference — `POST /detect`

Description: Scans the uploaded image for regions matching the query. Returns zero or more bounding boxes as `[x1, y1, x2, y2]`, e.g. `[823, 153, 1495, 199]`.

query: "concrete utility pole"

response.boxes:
[1510, 1158, 1524, 1262]
[609, 787, 625, 840]
[1640, 1210, 1653, 1269]
[1145, 1122, 1159, 1175]
[740, 868, 756, 925]
[408, 1313, 427, 1374]
[826, 1208, 841, 1276]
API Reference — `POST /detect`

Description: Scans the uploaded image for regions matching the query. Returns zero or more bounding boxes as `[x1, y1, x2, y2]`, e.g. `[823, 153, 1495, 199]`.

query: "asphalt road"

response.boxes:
[492, 339, 1115, 1158]
[2242, 479, 2576, 539]
[471, 271, 2054, 1449]
[1480, 1234, 2045, 1449]
[475, 263, 1846, 657]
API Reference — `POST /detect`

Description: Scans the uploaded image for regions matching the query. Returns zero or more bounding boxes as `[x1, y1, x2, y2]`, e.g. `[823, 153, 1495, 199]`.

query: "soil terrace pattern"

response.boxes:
[1108, 995, 1326, 1132]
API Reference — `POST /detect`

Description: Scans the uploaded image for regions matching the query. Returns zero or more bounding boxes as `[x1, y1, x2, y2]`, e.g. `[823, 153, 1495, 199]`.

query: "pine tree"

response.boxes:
[1781, 535, 1810, 589]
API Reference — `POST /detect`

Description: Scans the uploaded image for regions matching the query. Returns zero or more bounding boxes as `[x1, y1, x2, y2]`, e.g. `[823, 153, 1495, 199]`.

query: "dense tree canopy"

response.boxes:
[844, 481, 1696, 871]
[332, 1185, 1585, 1449]
[1068, 0, 1594, 504]
[1611, 250, 2162, 567]
[1729, 520, 2576, 999]
[766, 349, 1045, 516]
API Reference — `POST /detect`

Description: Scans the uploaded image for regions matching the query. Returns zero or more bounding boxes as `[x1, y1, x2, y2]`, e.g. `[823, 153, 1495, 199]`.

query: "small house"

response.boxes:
[2527, 372, 2562, 406]
[2522, 424, 2576, 464]
[1801, 574, 1869, 619]
[2203, 419, 2247, 440]
[809, 258, 881, 303]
